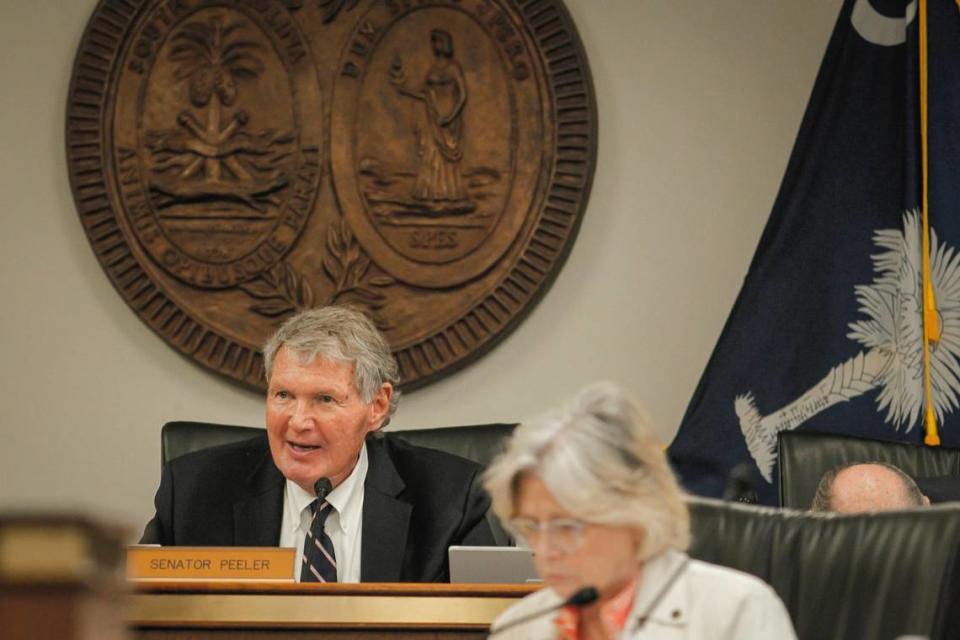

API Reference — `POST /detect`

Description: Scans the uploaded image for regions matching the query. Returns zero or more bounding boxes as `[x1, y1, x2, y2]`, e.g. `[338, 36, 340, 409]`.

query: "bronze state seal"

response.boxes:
[67, 0, 596, 390]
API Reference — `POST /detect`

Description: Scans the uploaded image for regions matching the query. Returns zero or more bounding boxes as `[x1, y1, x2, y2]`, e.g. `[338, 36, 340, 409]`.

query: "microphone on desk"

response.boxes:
[314, 478, 332, 501]
[487, 586, 598, 637]
[722, 462, 758, 503]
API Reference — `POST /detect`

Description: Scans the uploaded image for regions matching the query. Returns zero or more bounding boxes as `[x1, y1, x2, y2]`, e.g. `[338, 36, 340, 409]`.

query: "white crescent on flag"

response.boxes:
[851, 0, 917, 46]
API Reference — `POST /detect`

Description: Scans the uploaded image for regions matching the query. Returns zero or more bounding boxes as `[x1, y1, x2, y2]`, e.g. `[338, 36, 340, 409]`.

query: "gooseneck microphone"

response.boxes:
[487, 586, 599, 637]
[722, 462, 758, 503]
[314, 477, 332, 500]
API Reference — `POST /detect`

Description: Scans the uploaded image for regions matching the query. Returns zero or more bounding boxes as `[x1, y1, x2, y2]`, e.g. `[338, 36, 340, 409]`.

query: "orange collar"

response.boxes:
[555, 579, 638, 640]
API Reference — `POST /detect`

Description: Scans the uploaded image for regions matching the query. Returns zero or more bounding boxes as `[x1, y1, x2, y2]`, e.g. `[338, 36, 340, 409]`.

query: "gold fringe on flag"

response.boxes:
[920, 0, 941, 445]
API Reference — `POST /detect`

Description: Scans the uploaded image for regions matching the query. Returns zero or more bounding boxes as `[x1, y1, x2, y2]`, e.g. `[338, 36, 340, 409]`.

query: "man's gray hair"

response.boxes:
[483, 381, 690, 561]
[262, 306, 401, 420]
[810, 461, 926, 512]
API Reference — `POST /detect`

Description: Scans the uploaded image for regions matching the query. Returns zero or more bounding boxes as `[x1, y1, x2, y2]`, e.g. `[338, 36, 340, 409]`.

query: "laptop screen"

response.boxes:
[448, 546, 541, 584]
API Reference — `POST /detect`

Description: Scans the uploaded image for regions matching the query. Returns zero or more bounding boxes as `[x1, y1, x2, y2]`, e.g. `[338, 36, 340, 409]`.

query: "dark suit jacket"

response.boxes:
[140, 433, 495, 582]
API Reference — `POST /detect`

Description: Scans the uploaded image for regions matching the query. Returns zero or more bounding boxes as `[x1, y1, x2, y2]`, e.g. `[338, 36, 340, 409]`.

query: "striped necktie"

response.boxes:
[300, 499, 337, 583]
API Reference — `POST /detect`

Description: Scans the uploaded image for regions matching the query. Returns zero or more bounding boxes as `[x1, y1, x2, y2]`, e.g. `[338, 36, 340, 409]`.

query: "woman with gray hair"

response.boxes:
[484, 382, 795, 639]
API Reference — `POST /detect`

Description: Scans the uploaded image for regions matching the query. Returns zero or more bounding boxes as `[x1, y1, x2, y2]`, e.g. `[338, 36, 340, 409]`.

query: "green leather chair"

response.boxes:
[160, 420, 517, 466]
[689, 498, 960, 640]
[161, 421, 262, 465]
[158, 420, 517, 545]
[778, 430, 960, 509]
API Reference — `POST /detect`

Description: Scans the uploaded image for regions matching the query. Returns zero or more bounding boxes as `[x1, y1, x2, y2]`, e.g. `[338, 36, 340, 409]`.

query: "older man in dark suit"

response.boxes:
[141, 305, 494, 582]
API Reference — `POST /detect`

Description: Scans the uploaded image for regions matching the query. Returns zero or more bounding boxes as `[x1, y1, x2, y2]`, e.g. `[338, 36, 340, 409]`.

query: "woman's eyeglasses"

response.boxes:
[507, 518, 587, 554]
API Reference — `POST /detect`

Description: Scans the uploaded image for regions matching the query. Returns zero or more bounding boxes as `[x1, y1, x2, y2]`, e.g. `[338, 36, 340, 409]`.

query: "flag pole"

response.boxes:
[920, 0, 941, 446]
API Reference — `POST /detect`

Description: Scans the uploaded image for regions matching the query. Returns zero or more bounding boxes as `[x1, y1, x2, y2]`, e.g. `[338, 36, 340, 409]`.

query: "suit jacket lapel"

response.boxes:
[233, 439, 285, 546]
[361, 436, 411, 582]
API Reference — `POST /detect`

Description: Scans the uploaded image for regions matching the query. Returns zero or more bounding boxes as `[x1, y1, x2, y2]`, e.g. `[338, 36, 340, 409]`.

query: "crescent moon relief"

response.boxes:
[851, 0, 918, 47]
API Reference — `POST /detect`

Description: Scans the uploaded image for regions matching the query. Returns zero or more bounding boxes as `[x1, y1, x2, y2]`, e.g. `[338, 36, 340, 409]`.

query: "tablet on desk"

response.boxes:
[448, 546, 541, 584]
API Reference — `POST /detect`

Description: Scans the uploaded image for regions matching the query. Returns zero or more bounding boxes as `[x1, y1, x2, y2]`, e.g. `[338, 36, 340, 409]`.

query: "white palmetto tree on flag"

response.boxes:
[736, 210, 960, 481]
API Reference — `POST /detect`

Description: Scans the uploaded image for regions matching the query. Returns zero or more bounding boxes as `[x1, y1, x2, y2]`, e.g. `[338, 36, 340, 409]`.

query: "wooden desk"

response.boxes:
[0, 514, 129, 640]
[129, 582, 539, 639]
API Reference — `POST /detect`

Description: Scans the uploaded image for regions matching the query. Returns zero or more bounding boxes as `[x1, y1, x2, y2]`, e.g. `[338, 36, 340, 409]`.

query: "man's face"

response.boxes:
[266, 346, 392, 493]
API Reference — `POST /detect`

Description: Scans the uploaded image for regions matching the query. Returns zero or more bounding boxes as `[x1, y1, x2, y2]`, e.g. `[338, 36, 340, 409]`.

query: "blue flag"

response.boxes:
[669, 0, 960, 504]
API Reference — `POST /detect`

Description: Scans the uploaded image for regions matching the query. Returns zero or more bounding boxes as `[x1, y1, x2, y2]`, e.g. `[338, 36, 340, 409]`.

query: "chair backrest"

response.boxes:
[160, 421, 516, 466]
[162, 421, 263, 465]
[778, 430, 960, 509]
[688, 498, 960, 640]
[393, 423, 516, 467]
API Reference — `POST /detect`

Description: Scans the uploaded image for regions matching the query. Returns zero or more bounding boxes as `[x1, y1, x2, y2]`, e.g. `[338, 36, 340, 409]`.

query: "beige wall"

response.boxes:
[0, 0, 841, 533]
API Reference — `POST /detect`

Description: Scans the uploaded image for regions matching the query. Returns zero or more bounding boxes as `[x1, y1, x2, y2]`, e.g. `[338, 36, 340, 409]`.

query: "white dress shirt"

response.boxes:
[279, 442, 368, 583]
[490, 550, 797, 639]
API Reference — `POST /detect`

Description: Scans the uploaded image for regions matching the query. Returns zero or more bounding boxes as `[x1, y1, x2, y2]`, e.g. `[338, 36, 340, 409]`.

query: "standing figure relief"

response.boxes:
[391, 29, 473, 211]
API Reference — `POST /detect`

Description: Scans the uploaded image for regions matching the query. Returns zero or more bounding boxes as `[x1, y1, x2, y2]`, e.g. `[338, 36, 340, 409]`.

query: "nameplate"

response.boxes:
[127, 546, 295, 581]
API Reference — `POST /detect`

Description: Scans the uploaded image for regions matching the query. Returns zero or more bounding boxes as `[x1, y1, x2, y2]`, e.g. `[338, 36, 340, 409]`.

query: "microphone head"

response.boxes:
[487, 584, 600, 637]
[566, 586, 599, 607]
[313, 477, 333, 500]
[722, 462, 758, 503]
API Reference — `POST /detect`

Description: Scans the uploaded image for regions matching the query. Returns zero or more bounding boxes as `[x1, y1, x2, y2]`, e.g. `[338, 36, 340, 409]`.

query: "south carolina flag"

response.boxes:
[669, 0, 960, 504]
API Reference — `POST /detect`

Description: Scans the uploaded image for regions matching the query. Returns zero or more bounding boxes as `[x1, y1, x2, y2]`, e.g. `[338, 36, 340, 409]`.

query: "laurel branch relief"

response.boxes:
[238, 219, 395, 329]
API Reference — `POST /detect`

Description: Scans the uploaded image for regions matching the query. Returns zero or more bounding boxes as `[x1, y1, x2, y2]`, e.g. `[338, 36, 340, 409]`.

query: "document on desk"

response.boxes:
[127, 546, 295, 581]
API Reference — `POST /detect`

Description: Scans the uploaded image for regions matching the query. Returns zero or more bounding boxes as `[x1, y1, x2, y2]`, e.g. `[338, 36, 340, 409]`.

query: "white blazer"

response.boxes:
[490, 550, 797, 640]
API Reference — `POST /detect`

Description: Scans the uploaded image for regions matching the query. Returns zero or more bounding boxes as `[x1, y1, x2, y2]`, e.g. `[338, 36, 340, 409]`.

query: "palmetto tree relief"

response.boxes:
[147, 16, 294, 212]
